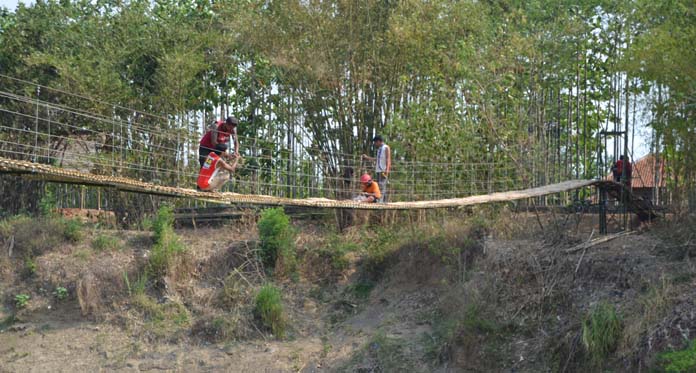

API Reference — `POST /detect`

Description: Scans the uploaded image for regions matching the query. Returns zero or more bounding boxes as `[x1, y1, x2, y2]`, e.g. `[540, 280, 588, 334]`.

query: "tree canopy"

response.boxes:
[0, 0, 694, 209]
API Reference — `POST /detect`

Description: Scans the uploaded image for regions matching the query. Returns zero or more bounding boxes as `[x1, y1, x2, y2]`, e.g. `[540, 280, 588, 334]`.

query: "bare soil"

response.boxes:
[1, 212, 695, 372]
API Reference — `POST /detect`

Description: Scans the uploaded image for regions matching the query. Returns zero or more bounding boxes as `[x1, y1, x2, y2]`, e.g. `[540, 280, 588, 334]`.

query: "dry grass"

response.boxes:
[129, 293, 191, 341]
[621, 275, 675, 353]
[191, 309, 251, 342]
[217, 271, 254, 309]
[76, 258, 130, 319]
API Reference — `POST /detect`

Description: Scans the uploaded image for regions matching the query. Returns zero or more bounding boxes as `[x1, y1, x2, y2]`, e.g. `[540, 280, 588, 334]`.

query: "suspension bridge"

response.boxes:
[0, 155, 601, 209]
[0, 74, 654, 214]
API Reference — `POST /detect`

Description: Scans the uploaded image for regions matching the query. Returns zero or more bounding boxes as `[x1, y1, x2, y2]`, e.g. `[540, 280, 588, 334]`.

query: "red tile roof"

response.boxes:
[631, 153, 666, 189]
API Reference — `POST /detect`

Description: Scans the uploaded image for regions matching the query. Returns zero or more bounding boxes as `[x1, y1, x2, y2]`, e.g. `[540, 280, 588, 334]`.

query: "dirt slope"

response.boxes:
[1, 213, 695, 372]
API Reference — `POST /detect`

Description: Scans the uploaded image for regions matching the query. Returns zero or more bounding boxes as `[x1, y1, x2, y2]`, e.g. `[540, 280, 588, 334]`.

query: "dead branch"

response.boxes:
[564, 231, 635, 254]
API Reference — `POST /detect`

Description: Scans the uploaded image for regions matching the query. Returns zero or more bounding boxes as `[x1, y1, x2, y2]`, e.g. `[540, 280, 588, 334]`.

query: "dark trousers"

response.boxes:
[199, 146, 211, 168]
[198, 144, 228, 168]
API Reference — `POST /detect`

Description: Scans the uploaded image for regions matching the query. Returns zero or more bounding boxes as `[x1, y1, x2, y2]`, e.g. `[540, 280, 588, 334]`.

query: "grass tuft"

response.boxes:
[62, 218, 83, 243]
[147, 206, 185, 279]
[258, 208, 296, 276]
[582, 302, 622, 367]
[254, 284, 286, 338]
[655, 339, 696, 372]
[131, 293, 190, 339]
[91, 234, 121, 252]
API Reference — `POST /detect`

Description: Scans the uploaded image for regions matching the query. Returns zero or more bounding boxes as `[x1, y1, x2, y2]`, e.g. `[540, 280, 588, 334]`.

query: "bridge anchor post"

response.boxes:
[599, 187, 608, 235]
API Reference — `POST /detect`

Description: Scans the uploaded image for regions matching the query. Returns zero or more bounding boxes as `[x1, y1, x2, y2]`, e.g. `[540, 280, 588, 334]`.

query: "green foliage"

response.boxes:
[257, 208, 296, 273]
[131, 293, 190, 339]
[14, 294, 30, 309]
[3, 216, 62, 256]
[308, 233, 359, 279]
[424, 302, 503, 365]
[147, 206, 184, 279]
[0, 215, 31, 234]
[91, 234, 121, 252]
[38, 188, 56, 216]
[655, 339, 696, 373]
[148, 236, 183, 279]
[0, 0, 692, 210]
[582, 303, 622, 367]
[152, 205, 175, 242]
[324, 234, 358, 271]
[61, 218, 83, 243]
[348, 281, 374, 300]
[123, 271, 147, 297]
[363, 226, 400, 275]
[0, 314, 17, 330]
[23, 255, 36, 277]
[53, 286, 68, 300]
[254, 284, 286, 338]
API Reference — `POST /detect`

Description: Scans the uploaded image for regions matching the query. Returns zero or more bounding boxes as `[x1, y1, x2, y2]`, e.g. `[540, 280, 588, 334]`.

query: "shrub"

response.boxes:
[148, 236, 184, 279]
[147, 206, 184, 279]
[14, 294, 30, 309]
[325, 235, 358, 271]
[152, 205, 175, 242]
[39, 188, 56, 216]
[23, 255, 37, 277]
[257, 208, 296, 272]
[254, 284, 286, 338]
[363, 226, 400, 276]
[53, 286, 68, 300]
[348, 281, 374, 300]
[62, 218, 83, 242]
[582, 303, 622, 367]
[91, 234, 121, 252]
[655, 339, 696, 372]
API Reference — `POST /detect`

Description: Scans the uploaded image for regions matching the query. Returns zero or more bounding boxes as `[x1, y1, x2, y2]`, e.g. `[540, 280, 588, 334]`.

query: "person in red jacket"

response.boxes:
[611, 155, 633, 187]
[612, 156, 624, 182]
[622, 155, 633, 187]
[199, 117, 240, 168]
[197, 144, 240, 191]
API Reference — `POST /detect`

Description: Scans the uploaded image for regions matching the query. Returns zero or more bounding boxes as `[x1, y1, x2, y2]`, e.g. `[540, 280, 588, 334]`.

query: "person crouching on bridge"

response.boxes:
[197, 144, 239, 192]
[353, 174, 382, 203]
[199, 117, 240, 168]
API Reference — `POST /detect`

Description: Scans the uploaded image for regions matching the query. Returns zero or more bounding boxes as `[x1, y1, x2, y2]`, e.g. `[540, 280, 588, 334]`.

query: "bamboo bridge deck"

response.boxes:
[0, 156, 650, 212]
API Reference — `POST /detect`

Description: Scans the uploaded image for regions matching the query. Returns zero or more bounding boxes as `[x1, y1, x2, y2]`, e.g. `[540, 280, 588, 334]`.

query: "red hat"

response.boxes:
[360, 174, 372, 183]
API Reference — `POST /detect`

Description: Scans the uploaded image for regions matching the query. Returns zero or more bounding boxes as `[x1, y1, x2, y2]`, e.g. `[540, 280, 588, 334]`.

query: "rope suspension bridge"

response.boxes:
[0, 156, 600, 209]
[0, 74, 650, 213]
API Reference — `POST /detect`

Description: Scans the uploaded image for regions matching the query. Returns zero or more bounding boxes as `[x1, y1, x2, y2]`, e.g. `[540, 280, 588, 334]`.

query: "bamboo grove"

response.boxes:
[0, 0, 694, 217]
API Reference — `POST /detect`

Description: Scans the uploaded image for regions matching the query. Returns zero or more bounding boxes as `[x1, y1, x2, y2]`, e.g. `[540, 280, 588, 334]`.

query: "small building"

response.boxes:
[630, 153, 668, 205]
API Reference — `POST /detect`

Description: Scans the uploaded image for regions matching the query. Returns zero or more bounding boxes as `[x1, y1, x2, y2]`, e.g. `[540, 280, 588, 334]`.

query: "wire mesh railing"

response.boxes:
[0, 74, 581, 204]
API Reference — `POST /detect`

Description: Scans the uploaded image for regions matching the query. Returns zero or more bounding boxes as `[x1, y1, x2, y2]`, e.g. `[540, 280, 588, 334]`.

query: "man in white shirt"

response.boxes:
[362, 135, 391, 202]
